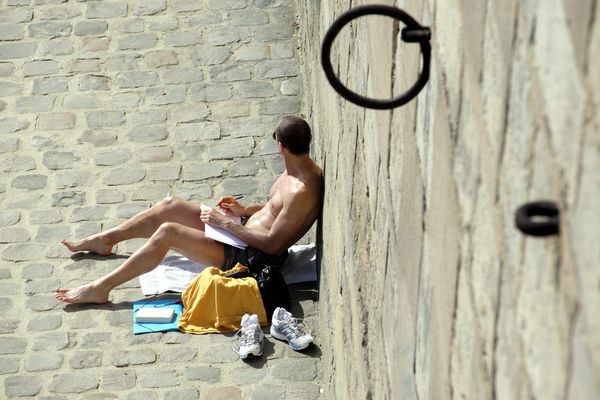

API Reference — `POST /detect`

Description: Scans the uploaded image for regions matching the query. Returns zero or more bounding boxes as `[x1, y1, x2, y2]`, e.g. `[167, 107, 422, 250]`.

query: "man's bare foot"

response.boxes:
[55, 283, 110, 304]
[61, 234, 113, 256]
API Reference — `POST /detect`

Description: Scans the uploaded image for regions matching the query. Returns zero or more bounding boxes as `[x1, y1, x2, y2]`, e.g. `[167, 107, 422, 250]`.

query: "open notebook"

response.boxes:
[200, 204, 247, 249]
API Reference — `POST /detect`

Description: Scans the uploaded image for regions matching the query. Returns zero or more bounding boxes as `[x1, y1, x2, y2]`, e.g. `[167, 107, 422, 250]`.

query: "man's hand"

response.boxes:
[216, 196, 246, 217]
[200, 207, 230, 228]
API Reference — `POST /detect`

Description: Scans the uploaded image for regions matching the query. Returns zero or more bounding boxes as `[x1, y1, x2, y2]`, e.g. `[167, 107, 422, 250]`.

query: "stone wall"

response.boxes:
[296, 0, 599, 399]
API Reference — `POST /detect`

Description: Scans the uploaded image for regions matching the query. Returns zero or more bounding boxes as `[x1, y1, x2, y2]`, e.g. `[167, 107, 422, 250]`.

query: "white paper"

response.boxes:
[138, 244, 318, 295]
[200, 204, 247, 249]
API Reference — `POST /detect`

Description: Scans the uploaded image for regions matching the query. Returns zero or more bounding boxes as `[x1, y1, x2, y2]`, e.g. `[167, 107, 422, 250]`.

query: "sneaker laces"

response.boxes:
[282, 316, 312, 338]
[232, 325, 260, 355]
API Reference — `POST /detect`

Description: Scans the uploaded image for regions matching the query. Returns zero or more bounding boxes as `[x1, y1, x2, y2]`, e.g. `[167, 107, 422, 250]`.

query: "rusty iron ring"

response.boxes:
[321, 4, 431, 109]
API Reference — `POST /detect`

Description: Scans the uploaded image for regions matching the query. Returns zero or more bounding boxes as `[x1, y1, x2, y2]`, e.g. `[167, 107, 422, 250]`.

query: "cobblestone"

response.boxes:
[0, 1, 321, 397]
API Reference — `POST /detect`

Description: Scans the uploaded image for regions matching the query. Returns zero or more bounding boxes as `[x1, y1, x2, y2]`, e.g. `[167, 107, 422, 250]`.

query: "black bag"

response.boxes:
[226, 256, 290, 320]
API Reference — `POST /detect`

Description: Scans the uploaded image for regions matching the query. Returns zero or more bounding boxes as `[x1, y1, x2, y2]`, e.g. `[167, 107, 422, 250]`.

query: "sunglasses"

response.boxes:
[272, 130, 277, 140]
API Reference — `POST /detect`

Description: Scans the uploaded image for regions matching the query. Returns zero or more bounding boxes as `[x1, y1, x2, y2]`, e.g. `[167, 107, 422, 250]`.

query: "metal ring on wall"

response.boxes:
[515, 201, 560, 237]
[321, 5, 431, 110]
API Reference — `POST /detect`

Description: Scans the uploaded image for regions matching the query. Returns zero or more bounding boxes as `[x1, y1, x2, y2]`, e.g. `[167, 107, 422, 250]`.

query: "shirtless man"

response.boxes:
[55, 116, 323, 304]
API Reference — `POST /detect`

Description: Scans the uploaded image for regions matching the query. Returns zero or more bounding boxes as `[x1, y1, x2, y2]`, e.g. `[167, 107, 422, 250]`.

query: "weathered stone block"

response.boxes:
[164, 31, 202, 46]
[29, 208, 62, 225]
[146, 85, 186, 105]
[255, 60, 298, 79]
[172, 0, 203, 12]
[254, 23, 293, 41]
[0, 357, 19, 375]
[116, 71, 158, 88]
[69, 351, 103, 369]
[149, 17, 179, 31]
[49, 372, 99, 393]
[258, 97, 301, 115]
[31, 331, 73, 351]
[184, 366, 220, 383]
[103, 168, 145, 186]
[0, 7, 33, 23]
[162, 66, 203, 84]
[208, 0, 246, 10]
[0, 154, 35, 173]
[102, 369, 137, 390]
[186, 11, 223, 26]
[127, 125, 168, 143]
[195, 46, 230, 65]
[86, 2, 127, 19]
[230, 10, 269, 27]
[144, 50, 177, 68]
[0, 337, 27, 354]
[280, 78, 301, 95]
[272, 39, 295, 59]
[217, 178, 259, 198]
[21, 264, 53, 279]
[139, 369, 179, 388]
[94, 148, 132, 166]
[73, 21, 108, 36]
[86, 110, 125, 128]
[11, 174, 47, 190]
[25, 353, 63, 372]
[27, 314, 63, 331]
[270, 358, 318, 380]
[0, 81, 21, 96]
[0, 62, 15, 76]
[66, 58, 101, 74]
[0, 210, 20, 227]
[42, 151, 79, 169]
[80, 332, 111, 349]
[79, 130, 117, 147]
[250, 384, 285, 400]
[71, 206, 108, 222]
[81, 36, 111, 51]
[38, 6, 80, 20]
[113, 92, 139, 108]
[138, 146, 173, 162]
[209, 64, 251, 82]
[50, 191, 85, 207]
[29, 21, 72, 38]
[190, 83, 232, 102]
[233, 44, 270, 61]
[36, 112, 75, 130]
[133, 0, 166, 16]
[79, 74, 110, 90]
[229, 159, 263, 177]
[174, 121, 220, 142]
[204, 386, 242, 400]
[114, 18, 145, 33]
[96, 189, 125, 204]
[33, 77, 69, 94]
[16, 95, 55, 113]
[0, 42, 37, 59]
[148, 165, 180, 181]
[207, 27, 250, 46]
[118, 34, 158, 50]
[106, 54, 140, 71]
[23, 277, 60, 293]
[0, 23, 24, 40]
[209, 137, 255, 160]
[0, 138, 18, 154]
[40, 39, 74, 55]
[4, 375, 43, 397]
[237, 81, 276, 98]
[23, 59, 60, 76]
[63, 93, 99, 109]
[116, 202, 151, 218]
[182, 163, 224, 181]
[55, 170, 93, 190]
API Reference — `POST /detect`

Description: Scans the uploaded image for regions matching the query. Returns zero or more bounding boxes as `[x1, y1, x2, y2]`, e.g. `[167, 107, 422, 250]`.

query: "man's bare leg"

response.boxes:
[56, 222, 225, 304]
[61, 197, 205, 256]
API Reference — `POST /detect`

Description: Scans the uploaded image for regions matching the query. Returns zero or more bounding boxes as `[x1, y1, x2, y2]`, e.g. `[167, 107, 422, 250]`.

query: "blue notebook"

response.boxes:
[133, 299, 183, 335]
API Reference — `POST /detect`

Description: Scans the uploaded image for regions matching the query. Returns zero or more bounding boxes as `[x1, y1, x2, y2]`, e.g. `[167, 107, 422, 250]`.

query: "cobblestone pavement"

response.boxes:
[0, 0, 322, 398]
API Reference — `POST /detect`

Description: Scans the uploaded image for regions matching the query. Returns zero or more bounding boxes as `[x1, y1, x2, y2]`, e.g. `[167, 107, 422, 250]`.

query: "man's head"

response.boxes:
[273, 116, 312, 155]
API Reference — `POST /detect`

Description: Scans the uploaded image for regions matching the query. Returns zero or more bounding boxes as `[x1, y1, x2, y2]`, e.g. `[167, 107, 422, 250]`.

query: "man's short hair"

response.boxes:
[276, 116, 312, 155]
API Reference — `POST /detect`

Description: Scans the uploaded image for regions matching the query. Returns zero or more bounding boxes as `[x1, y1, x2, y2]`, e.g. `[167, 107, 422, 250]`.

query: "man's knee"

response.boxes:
[159, 196, 182, 210]
[151, 222, 179, 244]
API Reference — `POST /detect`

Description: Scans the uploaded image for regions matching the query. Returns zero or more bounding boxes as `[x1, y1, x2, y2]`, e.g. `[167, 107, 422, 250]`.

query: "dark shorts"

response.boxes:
[222, 245, 289, 271]
[221, 216, 288, 270]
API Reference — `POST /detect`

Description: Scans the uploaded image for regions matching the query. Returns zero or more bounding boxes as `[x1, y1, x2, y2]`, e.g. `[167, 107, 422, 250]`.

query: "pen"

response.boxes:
[232, 194, 244, 200]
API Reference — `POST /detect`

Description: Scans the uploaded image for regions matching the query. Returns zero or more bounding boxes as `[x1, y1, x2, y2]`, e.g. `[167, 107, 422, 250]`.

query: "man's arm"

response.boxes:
[206, 189, 314, 255]
[217, 196, 263, 217]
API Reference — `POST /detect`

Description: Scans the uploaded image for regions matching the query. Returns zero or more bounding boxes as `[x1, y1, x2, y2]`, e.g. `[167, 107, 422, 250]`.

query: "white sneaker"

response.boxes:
[237, 314, 264, 359]
[270, 307, 313, 351]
